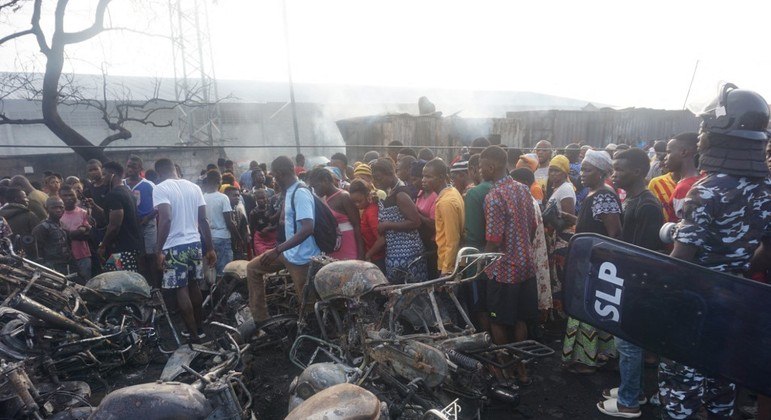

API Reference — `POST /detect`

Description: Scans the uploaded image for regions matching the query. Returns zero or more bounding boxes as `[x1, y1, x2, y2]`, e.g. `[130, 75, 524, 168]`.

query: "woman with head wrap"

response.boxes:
[544, 155, 577, 314]
[514, 154, 545, 202]
[354, 163, 387, 201]
[562, 149, 622, 374]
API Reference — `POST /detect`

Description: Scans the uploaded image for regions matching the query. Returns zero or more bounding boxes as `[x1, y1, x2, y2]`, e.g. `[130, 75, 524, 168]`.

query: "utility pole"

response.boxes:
[282, 0, 302, 156]
[168, 0, 222, 148]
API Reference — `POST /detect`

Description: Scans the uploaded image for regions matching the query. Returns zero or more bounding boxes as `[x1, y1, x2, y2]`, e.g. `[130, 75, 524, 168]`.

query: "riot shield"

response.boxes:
[564, 233, 771, 395]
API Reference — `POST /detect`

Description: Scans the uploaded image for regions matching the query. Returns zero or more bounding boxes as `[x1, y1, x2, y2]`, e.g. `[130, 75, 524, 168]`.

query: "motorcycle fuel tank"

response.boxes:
[288, 362, 350, 411]
[85, 271, 152, 302]
[285, 383, 381, 420]
[88, 381, 213, 419]
[314, 260, 388, 301]
[223, 260, 248, 280]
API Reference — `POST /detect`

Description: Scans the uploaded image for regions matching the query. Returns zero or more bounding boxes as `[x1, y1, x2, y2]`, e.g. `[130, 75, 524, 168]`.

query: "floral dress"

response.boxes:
[545, 181, 576, 310]
[531, 198, 552, 310]
[379, 185, 426, 283]
[562, 186, 621, 368]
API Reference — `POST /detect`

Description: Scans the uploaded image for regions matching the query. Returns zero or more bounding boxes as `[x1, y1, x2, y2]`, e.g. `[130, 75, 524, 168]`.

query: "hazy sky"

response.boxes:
[1, 0, 770, 110]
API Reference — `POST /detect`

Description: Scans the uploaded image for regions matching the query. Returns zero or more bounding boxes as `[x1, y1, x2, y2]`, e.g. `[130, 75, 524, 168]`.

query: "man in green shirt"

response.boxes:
[461, 153, 492, 328]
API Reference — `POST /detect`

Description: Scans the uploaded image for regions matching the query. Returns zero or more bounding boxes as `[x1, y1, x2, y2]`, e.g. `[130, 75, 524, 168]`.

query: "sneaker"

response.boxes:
[181, 330, 206, 339]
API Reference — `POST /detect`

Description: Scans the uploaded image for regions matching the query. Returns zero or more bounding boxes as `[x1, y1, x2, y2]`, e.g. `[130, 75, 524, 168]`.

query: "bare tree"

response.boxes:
[0, 0, 205, 162]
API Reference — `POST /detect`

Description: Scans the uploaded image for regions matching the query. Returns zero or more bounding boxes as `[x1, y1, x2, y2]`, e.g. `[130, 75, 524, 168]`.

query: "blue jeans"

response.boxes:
[212, 237, 233, 276]
[615, 337, 644, 408]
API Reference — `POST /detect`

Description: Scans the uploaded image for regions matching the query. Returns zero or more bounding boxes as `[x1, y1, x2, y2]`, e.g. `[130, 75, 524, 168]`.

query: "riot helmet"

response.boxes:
[699, 83, 769, 141]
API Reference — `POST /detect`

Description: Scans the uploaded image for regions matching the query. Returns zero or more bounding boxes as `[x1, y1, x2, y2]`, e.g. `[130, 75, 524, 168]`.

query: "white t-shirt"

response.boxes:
[547, 181, 576, 208]
[203, 191, 233, 239]
[534, 166, 550, 183]
[153, 179, 206, 250]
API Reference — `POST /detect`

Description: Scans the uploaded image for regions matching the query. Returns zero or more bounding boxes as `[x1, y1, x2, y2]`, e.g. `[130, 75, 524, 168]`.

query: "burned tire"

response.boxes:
[247, 314, 298, 351]
[95, 303, 143, 326]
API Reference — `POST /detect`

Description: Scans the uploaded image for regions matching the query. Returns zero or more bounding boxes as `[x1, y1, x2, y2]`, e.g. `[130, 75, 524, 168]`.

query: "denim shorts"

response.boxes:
[162, 242, 203, 289]
[212, 237, 233, 276]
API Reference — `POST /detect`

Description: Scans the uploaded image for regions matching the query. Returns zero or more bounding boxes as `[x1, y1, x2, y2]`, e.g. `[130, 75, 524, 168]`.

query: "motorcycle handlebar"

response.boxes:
[380, 247, 502, 294]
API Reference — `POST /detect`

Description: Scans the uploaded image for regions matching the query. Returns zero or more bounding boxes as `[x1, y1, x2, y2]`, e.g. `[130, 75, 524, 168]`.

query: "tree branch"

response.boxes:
[0, 29, 33, 46]
[0, 113, 46, 125]
[99, 125, 131, 147]
[60, 0, 112, 44]
[31, 0, 49, 53]
[0, 0, 25, 11]
[102, 26, 171, 40]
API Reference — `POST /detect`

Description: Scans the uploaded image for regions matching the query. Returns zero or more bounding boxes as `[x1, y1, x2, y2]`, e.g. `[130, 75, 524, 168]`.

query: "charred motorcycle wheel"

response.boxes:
[247, 313, 298, 352]
[95, 303, 144, 326]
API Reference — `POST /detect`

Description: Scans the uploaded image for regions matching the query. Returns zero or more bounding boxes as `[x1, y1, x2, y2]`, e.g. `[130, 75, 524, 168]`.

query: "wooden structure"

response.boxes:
[336, 108, 701, 157]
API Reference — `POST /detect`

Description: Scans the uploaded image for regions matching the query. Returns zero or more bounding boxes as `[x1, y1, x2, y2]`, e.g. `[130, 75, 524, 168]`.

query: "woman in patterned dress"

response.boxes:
[562, 150, 622, 374]
[371, 158, 426, 283]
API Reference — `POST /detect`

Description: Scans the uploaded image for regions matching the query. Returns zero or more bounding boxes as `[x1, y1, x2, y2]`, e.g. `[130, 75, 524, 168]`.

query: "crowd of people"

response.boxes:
[0, 85, 768, 419]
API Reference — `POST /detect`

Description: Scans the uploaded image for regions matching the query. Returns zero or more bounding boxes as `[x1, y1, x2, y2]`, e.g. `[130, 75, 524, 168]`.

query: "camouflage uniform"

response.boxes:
[660, 174, 771, 419]
[658, 359, 736, 419]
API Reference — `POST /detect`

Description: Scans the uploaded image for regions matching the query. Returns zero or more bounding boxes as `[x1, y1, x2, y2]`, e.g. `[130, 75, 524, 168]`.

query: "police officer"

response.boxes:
[660, 84, 771, 418]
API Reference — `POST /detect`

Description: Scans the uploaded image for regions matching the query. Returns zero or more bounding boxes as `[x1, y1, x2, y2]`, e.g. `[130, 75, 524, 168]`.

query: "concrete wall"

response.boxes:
[0, 147, 224, 183]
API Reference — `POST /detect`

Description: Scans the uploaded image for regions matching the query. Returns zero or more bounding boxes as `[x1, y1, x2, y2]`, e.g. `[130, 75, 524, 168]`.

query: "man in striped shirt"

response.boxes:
[647, 161, 678, 223]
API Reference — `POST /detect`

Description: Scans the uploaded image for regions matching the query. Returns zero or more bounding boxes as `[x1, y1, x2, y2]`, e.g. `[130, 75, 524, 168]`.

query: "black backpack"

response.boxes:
[291, 185, 341, 254]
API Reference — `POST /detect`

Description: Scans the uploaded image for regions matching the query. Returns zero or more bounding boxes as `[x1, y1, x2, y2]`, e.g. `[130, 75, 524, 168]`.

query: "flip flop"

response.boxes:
[602, 388, 647, 405]
[597, 398, 642, 418]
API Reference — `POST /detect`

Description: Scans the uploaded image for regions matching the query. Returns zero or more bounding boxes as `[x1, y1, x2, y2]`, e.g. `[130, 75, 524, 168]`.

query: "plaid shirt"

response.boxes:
[484, 176, 537, 284]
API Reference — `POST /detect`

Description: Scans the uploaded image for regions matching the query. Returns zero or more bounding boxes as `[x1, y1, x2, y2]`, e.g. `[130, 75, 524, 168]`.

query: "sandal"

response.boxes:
[597, 398, 642, 418]
[602, 388, 647, 405]
[564, 363, 596, 375]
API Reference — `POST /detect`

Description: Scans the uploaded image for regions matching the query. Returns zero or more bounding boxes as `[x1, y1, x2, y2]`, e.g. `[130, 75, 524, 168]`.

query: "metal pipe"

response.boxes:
[427, 290, 447, 337]
[10, 294, 100, 338]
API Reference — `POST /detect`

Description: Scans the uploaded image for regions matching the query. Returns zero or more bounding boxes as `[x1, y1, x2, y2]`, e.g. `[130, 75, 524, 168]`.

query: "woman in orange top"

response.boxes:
[515, 154, 545, 203]
[349, 179, 385, 272]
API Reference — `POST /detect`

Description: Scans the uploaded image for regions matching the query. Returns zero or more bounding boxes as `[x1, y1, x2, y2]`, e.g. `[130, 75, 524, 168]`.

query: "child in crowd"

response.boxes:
[249, 189, 277, 256]
[32, 196, 74, 274]
[58, 185, 92, 281]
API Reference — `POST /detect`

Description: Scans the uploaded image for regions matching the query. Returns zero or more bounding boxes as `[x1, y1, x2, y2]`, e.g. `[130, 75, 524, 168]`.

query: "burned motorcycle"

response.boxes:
[0, 358, 91, 419]
[65, 324, 252, 420]
[0, 240, 178, 383]
[288, 248, 554, 419]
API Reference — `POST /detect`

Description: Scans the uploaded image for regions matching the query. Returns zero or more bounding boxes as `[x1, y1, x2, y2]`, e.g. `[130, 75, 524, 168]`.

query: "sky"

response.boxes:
[1, 0, 770, 111]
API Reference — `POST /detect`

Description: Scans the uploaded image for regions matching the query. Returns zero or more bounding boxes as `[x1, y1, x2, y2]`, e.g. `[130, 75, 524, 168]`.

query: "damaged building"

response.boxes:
[337, 105, 700, 160]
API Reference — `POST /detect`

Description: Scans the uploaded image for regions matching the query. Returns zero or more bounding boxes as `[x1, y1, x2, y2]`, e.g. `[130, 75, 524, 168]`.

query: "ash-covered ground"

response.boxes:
[239, 326, 664, 420]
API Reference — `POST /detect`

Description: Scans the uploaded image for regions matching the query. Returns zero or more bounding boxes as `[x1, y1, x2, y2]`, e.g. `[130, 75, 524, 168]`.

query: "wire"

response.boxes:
[0, 144, 577, 151]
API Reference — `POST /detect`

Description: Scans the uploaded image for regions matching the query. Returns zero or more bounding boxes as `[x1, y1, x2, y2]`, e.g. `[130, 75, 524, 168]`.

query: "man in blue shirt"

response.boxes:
[239, 160, 259, 190]
[246, 156, 320, 322]
[125, 156, 158, 285]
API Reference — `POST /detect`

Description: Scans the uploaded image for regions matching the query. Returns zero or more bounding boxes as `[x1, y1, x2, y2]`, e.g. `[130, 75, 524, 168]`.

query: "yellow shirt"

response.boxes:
[435, 186, 465, 274]
[648, 173, 676, 223]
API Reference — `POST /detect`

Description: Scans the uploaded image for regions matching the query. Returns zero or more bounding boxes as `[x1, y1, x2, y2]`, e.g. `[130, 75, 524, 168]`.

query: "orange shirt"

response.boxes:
[530, 182, 544, 202]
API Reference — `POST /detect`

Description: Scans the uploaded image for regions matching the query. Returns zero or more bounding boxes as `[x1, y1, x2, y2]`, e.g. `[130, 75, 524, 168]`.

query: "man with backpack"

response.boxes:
[246, 156, 329, 322]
